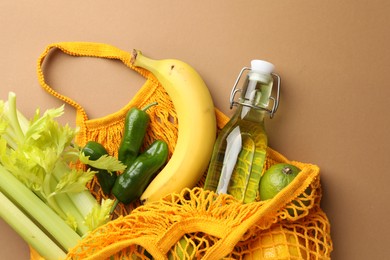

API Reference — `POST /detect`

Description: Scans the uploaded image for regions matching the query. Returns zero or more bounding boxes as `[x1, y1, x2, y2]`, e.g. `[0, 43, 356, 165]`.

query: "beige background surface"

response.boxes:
[1, 1, 389, 259]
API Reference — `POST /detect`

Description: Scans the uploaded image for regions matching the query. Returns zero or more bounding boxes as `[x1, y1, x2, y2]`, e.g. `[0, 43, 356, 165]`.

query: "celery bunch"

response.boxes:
[0, 92, 125, 259]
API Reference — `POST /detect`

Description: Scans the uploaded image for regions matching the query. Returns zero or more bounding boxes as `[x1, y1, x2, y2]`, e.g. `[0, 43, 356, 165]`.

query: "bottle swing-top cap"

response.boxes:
[249, 60, 275, 82]
[251, 60, 274, 74]
[229, 59, 281, 118]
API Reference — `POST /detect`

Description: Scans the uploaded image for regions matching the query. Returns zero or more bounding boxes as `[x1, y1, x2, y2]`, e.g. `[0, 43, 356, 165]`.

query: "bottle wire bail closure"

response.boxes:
[229, 67, 281, 118]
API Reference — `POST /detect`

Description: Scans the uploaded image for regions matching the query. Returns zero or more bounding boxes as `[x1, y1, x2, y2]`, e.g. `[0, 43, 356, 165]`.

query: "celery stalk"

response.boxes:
[51, 163, 98, 220]
[48, 174, 89, 235]
[6, 92, 24, 141]
[53, 192, 90, 235]
[0, 164, 81, 251]
[64, 190, 98, 218]
[0, 191, 66, 260]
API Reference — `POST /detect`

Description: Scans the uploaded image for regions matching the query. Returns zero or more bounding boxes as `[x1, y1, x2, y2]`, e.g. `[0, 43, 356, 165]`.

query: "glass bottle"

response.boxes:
[204, 60, 281, 204]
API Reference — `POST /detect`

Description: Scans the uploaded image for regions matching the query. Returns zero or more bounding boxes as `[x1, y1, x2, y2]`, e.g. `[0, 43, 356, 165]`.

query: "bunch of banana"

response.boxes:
[131, 50, 217, 204]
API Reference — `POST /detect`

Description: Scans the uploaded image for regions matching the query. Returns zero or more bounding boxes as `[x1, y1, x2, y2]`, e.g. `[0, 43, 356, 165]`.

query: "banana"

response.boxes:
[131, 50, 217, 204]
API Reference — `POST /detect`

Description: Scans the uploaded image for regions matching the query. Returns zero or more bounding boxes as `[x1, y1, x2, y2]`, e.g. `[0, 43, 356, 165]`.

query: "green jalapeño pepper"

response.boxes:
[112, 140, 169, 205]
[118, 102, 158, 167]
[82, 141, 117, 195]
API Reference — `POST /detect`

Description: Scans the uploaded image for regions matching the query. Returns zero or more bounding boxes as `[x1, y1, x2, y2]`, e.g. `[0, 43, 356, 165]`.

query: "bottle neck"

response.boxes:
[235, 104, 267, 124]
[240, 73, 273, 106]
[234, 73, 273, 123]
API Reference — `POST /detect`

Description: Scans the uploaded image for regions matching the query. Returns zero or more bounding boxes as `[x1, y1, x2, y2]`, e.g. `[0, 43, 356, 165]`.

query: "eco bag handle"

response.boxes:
[36, 42, 152, 124]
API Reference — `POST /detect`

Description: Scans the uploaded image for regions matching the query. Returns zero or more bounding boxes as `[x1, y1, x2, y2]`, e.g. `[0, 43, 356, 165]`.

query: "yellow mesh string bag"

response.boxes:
[34, 42, 332, 259]
[36, 42, 177, 216]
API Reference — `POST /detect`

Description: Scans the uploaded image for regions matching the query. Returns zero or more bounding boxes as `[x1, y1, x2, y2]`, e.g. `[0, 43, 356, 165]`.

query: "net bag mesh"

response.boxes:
[66, 99, 332, 259]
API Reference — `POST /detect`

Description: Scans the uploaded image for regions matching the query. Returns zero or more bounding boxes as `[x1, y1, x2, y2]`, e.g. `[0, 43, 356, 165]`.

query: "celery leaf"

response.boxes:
[84, 198, 114, 232]
[80, 153, 126, 173]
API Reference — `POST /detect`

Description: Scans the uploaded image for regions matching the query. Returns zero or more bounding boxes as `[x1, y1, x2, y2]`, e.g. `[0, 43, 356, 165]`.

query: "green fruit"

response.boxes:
[259, 163, 301, 201]
[168, 236, 195, 260]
